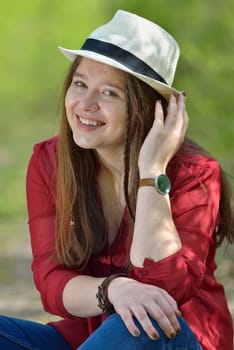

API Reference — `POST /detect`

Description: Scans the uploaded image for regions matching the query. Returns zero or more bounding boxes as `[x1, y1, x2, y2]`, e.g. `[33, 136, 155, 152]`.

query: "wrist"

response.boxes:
[108, 276, 129, 305]
[139, 166, 167, 179]
[139, 174, 171, 196]
[96, 273, 128, 314]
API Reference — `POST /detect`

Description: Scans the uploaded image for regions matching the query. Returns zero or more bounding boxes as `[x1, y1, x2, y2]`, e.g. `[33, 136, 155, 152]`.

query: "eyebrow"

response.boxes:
[73, 72, 85, 78]
[73, 72, 125, 92]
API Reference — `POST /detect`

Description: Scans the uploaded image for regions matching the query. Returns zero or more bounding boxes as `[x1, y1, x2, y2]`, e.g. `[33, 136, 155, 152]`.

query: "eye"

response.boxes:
[102, 89, 118, 97]
[73, 80, 86, 88]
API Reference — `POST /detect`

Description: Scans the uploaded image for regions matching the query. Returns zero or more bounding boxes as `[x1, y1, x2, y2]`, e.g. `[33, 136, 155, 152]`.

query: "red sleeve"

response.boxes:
[128, 155, 221, 306]
[26, 137, 84, 318]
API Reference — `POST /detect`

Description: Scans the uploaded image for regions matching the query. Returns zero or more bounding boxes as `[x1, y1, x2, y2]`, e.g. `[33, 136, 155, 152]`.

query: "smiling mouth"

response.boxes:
[79, 116, 105, 127]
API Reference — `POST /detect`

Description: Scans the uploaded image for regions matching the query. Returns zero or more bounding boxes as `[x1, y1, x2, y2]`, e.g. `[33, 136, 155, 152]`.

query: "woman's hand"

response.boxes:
[108, 276, 181, 340]
[138, 92, 189, 177]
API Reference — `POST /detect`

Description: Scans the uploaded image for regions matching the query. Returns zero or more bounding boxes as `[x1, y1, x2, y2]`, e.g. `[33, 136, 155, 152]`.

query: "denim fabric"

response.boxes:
[78, 314, 203, 350]
[0, 314, 203, 350]
[0, 316, 71, 350]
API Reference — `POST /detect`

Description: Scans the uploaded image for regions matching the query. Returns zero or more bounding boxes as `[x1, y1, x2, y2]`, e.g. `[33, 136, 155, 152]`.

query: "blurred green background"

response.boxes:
[0, 0, 233, 322]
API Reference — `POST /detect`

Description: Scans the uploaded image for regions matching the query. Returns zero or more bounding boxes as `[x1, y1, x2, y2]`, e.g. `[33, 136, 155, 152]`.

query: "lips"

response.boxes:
[77, 115, 105, 127]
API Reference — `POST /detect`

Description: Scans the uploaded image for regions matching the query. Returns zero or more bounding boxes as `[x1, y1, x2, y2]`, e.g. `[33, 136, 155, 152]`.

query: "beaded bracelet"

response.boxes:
[96, 273, 128, 314]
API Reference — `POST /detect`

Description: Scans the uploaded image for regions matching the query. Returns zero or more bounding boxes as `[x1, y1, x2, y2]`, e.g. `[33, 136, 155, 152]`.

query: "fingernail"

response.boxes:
[152, 332, 159, 340]
[133, 330, 140, 337]
[169, 332, 176, 339]
[176, 328, 181, 335]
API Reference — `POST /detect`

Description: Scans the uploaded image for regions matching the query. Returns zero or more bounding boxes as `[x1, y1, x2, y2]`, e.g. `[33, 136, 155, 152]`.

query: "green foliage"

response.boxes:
[0, 0, 233, 223]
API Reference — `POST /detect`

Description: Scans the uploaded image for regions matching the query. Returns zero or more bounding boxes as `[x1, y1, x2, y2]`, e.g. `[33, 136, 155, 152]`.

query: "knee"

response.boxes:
[78, 314, 201, 350]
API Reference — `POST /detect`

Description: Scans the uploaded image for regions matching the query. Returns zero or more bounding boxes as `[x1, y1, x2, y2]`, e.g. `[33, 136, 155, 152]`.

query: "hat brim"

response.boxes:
[58, 46, 180, 100]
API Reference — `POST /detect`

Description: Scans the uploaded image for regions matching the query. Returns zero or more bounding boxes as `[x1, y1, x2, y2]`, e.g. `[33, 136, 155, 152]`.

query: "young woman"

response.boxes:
[0, 9, 233, 350]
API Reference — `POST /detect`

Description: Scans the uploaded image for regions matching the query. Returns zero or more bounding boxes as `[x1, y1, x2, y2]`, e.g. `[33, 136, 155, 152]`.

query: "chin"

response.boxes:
[72, 135, 94, 150]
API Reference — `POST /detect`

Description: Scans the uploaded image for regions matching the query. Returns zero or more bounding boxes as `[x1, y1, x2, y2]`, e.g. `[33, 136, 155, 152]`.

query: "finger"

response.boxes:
[159, 288, 181, 315]
[164, 295, 181, 318]
[164, 94, 180, 132]
[133, 306, 159, 340]
[177, 93, 185, 115]
[146, 303, 179, 339]
[153, 99, 164, 125]
[119, 308, 141, 337]
[165, 93, 187, 145]
[151, 289, 181, 334]
[153, 287, 179, 313]
[173, 92, 186, 129]
[181, 109, 189, 135]
[161, 306, 181, 335]
[167, 93, 178, 121]
[177, 94, 189, 140]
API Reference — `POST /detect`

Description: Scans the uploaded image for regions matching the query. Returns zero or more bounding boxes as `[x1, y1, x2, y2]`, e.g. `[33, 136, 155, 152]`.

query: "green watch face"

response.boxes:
[155, 174, 171, 195]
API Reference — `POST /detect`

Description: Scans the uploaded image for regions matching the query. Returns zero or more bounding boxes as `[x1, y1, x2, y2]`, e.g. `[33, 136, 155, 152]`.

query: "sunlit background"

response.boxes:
[0, 0, 233, 323]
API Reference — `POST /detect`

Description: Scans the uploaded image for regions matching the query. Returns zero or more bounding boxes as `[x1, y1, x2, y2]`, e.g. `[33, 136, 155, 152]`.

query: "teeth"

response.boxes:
[79, 117, 103, 126]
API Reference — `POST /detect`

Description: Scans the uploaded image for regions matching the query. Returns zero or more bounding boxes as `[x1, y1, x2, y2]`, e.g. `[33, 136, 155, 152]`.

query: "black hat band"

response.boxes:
[81, 38, 168, 85]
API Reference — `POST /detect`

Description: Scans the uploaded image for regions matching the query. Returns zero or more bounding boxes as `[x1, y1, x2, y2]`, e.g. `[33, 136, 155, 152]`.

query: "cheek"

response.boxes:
[64, 92, 75, 127]
[117, 106, 127, 127]
[65, 90, 73, 113]
[112, 108, 127, 137]
[65, 87, 79, 112]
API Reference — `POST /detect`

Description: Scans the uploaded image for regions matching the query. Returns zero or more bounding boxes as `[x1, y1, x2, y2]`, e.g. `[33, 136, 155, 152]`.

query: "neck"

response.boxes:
[96, 148, 124, 180]
[96, 149, 126, 208]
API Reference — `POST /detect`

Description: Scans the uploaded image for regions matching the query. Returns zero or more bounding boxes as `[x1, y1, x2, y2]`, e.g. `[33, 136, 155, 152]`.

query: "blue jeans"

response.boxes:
[0, 314, 202, 349]
[78, 314, 203, 350]
[0, 315, 71, 350]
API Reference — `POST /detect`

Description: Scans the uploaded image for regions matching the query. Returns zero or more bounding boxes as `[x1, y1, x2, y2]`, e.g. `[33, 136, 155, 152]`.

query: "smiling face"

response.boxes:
[65, 57, 127, 158]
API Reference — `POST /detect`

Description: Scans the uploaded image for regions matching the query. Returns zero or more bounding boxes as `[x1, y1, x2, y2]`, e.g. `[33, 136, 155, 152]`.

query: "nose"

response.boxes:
[79, 92, 99, 112]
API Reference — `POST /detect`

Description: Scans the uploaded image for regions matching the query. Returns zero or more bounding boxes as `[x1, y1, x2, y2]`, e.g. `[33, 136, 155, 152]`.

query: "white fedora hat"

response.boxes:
[58, 10, 180, 100]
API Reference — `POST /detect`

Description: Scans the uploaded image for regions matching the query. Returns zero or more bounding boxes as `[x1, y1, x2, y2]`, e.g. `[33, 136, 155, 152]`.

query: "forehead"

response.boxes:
[75, 57, 125, 82]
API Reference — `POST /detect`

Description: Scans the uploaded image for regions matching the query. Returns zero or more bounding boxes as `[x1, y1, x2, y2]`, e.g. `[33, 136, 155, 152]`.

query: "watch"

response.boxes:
[139, 174, 171, 195]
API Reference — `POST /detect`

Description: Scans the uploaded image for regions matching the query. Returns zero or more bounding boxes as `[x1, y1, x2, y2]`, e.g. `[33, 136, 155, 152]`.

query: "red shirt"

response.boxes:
[26, 136, 233, 350]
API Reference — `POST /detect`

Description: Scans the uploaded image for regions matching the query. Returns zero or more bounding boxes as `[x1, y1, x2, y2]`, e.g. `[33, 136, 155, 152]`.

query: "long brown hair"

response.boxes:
[56, 58, 234, 269]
